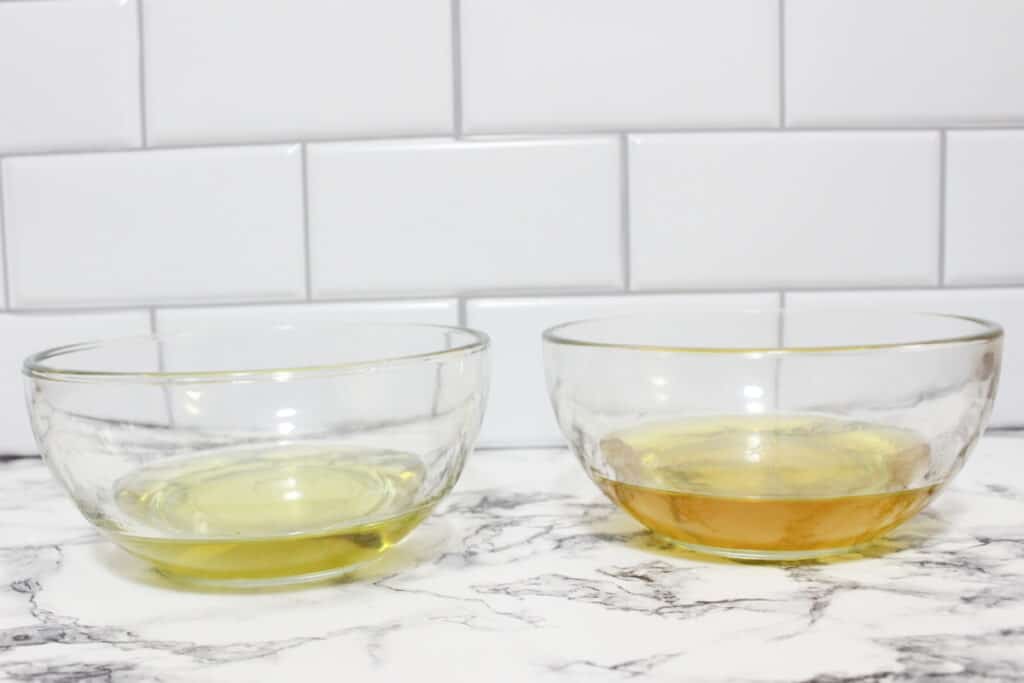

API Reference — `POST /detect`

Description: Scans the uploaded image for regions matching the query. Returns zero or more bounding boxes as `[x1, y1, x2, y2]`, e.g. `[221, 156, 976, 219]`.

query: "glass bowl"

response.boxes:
[24, 323, 489, 587]
[543, 311, 1002, 561]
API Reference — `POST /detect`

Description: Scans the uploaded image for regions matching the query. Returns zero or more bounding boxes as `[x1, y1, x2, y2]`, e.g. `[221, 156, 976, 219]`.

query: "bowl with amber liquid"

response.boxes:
[25, 323, 488, 587]
[543, 311, 1001, 560]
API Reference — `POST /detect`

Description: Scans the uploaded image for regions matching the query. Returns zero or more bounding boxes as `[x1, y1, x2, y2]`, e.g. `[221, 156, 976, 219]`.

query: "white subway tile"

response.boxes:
[156, 299, 457, 334]
[2, 146, 305, 308]
[786, 0, 1024, 126]
[787, 289, 1024, 427]
[629, 132, 940, 290]
[946, 132, 1024, 286]
[462, 0, 778, 133]
[467, 292, 780, 447]
[1, 206, 6, 309]
[0, 311, 151, 454]
[144, 0, 452, 146]
[308, 138, 622, 298]
[0, 0, 141, 154]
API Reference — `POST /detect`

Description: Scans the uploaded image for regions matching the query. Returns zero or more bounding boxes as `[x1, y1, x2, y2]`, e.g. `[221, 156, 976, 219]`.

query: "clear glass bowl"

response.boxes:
[24, 323, 489, 587]
[543, 311, 1002, 561]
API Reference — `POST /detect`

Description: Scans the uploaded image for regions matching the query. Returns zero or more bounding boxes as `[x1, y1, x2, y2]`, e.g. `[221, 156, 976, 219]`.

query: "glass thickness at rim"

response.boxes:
[23, 322, 490, 384]
[542, 310, 1002, 355]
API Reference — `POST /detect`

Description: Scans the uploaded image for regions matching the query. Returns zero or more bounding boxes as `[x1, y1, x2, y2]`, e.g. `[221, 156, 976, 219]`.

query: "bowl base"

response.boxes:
[654, 535, 867, 562]
[154, 557, 377, 590]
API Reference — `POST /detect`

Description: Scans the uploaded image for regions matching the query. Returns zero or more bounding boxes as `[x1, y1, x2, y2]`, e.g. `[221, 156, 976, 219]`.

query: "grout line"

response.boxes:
[135, 0, 149, 147]
[454, 124, 1024, 136]
[5, 127, 1024, 164]
[777, 291, 787, 345]
[450, 0, 464, 138]
[473, 442, 566, 452]
[429, 282, 1024, 299]
[0, 162, 9, 310]
[619, 135, 632, 290]
[300, 144, 313, 301]
[147, 308, 166, 373]
[938, 130, 948, 286]
[988, 426, 1024, 435]
[149, 306, 174, 427]
[6, 281, 1024, 315]
[773, 291, 787, 410]
[778, 0, 787, 127]
[5, 299, 445, 315]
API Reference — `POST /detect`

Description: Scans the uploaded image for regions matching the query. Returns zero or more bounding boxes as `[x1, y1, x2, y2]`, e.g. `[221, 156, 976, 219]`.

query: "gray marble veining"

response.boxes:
[1, 439, 1023, 682]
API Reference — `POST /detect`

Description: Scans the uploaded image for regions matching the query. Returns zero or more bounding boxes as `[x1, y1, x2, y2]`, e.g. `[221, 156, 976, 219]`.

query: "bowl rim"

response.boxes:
[23, 322, 490, 384]
[542, 310, 1003, 354]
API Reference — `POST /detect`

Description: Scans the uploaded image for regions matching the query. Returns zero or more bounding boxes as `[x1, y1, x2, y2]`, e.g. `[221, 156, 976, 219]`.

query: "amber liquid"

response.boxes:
[104, 445, 433, 583]
[595, 415, 938, 557]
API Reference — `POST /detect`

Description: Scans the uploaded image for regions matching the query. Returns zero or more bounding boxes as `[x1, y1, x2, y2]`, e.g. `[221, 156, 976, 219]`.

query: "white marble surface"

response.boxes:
[2, 437, 1023, 682]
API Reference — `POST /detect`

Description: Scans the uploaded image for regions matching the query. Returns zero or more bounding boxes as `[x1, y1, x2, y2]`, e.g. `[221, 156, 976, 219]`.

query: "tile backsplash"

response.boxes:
[3, 145, 306, 307]
[0, 0, 141, 154]
[461, 0, 780, 132]
[628, 132, 941, 290]
[306, 138, 622, 298]
[785, 0, 1024, 125]
[142, 0, 454, 145]
[1, 0, 1022, 453]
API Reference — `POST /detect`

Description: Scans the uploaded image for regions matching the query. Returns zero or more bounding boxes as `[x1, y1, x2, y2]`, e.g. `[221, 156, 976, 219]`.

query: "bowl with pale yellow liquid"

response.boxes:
[25, 323, 488, 587]
[543, 311, 1002, 560]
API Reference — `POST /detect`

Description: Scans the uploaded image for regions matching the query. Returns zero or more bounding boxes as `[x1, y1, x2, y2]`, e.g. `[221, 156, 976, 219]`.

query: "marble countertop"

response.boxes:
[2, 437, 1023, 682]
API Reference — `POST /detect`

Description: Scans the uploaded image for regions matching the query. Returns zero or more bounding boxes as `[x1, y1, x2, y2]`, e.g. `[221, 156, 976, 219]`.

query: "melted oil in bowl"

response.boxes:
[596, 415, 938, 559]
[106, 445, 432, 584]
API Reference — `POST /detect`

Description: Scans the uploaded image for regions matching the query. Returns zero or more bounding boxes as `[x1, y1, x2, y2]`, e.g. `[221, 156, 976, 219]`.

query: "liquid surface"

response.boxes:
[596, 415, 938, 556]
[106, 445, 432, 582]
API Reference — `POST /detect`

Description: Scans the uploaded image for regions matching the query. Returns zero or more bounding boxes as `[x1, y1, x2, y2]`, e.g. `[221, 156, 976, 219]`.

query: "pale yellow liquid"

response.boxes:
[106, 446, 432, 583]
[596, 415, 938, 557]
